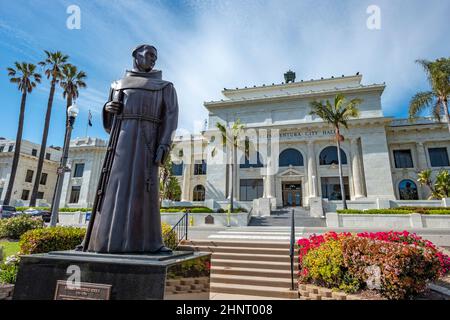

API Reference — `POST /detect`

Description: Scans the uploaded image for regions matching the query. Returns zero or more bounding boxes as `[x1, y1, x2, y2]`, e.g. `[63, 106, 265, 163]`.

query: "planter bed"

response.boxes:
[327, 212, 450, 228]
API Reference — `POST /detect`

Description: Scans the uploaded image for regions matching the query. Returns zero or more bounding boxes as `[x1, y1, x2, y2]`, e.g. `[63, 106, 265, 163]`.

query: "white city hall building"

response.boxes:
[60, 73, 450, 213]
[169, 73, 450, 212]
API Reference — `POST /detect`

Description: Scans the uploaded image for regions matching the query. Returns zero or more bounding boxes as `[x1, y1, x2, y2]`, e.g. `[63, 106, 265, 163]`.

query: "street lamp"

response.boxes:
[49, 104, 79, 227]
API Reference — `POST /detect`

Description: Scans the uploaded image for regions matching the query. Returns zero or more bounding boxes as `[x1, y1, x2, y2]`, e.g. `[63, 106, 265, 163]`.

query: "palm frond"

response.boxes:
[409, 91, 434, 118]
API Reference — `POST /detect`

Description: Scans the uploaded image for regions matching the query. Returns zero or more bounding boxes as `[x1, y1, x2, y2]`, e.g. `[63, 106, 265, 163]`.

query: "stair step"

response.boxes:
[210, 283, 299, 299]
[181, 240, 290, 249]
[178, 245, 298, 256]
[211, 274, 296, 288]
[211, 252, 294, 263]
[211, 266, 293, 279]
[213, 259, 298, 271]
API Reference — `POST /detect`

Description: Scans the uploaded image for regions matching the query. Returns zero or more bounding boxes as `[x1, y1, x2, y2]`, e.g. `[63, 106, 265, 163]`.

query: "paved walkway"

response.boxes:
[187, 226, 450, 246]
[210, 292, 294, 300]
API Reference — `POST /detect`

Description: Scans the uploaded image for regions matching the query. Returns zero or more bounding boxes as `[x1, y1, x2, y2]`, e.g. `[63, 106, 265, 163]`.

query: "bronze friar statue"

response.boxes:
[81, 44, 179, 253]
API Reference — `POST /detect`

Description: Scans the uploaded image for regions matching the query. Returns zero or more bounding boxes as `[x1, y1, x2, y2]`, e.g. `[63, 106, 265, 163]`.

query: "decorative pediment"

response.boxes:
[278, 167, 304, 177]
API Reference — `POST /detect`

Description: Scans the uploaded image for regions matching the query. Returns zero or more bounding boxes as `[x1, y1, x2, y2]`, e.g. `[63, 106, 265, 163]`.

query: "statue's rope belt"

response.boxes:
[120, 113, 161, 124]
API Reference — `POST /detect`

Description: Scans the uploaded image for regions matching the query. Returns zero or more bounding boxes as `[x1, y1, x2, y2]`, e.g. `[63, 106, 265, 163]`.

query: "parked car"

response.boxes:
[0, 205, 17, 219]
[21, 208, 51, 223]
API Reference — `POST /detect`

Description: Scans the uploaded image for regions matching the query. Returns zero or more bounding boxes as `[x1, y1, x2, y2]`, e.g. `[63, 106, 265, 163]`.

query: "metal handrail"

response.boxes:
[170, 209, 189, 248]
[289, 208, 295, 290]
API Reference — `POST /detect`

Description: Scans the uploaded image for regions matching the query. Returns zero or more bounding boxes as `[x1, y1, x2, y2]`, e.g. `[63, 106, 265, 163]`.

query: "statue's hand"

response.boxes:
[105, 101, 123, 114]
[155, 144, 170, 166]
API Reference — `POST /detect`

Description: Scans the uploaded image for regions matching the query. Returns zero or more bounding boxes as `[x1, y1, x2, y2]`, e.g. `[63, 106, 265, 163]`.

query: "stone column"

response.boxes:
[351, 137, 364, 199]
[415, 142, 428, 170]
[181, 136, 194, 201]
[307, 141, 318, 197]
[181, 162, 191, 201]
[415, 142, 429, 199]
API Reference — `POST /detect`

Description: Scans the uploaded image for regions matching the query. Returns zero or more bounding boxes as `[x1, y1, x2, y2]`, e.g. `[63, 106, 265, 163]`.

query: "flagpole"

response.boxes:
[85, 109, 92, 137]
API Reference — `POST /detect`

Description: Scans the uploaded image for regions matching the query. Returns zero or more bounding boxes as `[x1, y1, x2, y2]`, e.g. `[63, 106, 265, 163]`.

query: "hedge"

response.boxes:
[18, 222, 178, 255]
[16, 207, 92, 212]
[0, 216, 44, 240]
[298, 231, 450, 299]
[337, 208, 450, 215]
[19, 227, 86, 255]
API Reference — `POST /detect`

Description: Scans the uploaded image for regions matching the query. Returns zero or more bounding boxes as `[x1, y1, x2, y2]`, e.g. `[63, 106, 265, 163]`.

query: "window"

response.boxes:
[73, 163, 85, 178]
[172, 161, 183, 176]
[240, 153, 264, 168]
[45, 153, 51, 160]
[319, 146, 347, 165]
[429, 148, 450, 167]
[37, 192, 44, 200]
[239, 179, 264, 201]
[8, 145, 14, 152]
[194, 160, 207, 175]
[321, 177, 350, 200]
[0, 146, 4, 152]
[279, 149, 304, 167]
[21, 189, 30, 201]
[31, 149, 37, 157]
[0, 188, 3, 198]
[398, 179, 418, 200]
[69, 186, 81, 203]
[393, 149, 413, 168]
[25, 169, 34, 183]
[193, 185, 205, 201]
[40, 173, 48, 185]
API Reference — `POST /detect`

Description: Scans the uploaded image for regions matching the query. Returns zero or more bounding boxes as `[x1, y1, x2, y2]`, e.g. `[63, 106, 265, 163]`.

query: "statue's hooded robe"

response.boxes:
[87, 69, 179, 253]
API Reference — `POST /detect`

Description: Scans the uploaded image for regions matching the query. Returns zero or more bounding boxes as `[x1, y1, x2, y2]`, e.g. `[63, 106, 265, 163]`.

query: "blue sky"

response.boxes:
[0, 0, 449, 147]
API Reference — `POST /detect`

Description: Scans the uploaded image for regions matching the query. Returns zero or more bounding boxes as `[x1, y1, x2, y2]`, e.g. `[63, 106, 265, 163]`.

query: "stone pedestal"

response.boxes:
[13, 250, 211, 300]
[309, 197, 324, 217]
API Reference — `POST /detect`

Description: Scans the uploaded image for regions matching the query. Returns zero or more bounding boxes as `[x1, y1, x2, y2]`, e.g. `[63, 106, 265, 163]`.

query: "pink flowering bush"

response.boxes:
[298, 231, 450, 299]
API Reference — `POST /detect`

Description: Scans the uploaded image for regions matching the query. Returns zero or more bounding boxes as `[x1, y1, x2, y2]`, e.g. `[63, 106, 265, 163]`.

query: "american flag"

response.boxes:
[88, 110, 93, 127]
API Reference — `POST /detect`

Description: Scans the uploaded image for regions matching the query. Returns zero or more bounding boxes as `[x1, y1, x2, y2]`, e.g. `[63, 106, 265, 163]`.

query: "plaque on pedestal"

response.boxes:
[13, 250, 211, 300]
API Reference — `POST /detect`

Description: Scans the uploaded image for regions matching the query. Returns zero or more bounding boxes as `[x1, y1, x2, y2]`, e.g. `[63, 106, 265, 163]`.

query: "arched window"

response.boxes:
[319, 146, 347, 165]
[279, 149, 304, 167]
[193, 185, 205, 201]
[171, 161, 183, 176]
[240, 152, 264, 168]
[398, 179, 419, 200]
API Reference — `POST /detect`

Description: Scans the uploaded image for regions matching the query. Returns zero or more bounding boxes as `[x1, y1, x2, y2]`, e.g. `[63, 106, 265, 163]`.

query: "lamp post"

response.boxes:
[49, 104, 79, 227]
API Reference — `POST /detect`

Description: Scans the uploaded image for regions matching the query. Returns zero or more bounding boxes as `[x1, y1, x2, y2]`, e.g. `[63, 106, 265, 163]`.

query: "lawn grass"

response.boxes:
[0, 241, 20, 261]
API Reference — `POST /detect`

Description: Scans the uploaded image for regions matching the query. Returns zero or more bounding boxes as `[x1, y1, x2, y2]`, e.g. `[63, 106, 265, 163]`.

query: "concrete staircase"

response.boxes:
[179, 240, 299, 299]
[249, 207, 326, 227]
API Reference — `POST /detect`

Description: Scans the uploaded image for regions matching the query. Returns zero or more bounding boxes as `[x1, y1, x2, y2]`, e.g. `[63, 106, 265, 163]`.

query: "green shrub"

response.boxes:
[16, 207, 92, 213]
[0, 216, 44, 240]
[160, 208, 183, 213]
[0, 255, 20, 284]
[337, 208, 450, 215]
[19, 227, 86, 255]
[162, 222, 178, 250]
[341, 236, 441, 300]
[300, 239, 359, 293]
[187, 207, 214, 213]
[160, 206, 214, 213]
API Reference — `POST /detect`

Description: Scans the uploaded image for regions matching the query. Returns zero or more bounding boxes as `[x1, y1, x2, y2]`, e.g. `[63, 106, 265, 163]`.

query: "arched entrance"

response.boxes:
[282, 182, 302, 207]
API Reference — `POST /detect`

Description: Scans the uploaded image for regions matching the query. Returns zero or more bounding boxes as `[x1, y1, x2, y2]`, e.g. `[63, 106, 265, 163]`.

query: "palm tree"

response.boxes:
[47, 64, 87, 215]
[60, 63, 87, 129]
[310, 93, 362, 209]
[3, 63, 41, 205]
[30, 51, 68, 206]
[409, 58, 450, 132]
[216, 119, 245, 221]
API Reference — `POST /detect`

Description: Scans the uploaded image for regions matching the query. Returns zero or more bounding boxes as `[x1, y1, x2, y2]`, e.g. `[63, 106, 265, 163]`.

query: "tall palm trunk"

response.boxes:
[30, 78, 56, 206]
[3, 92, 27, 205]
[336, 128, 347, 210]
